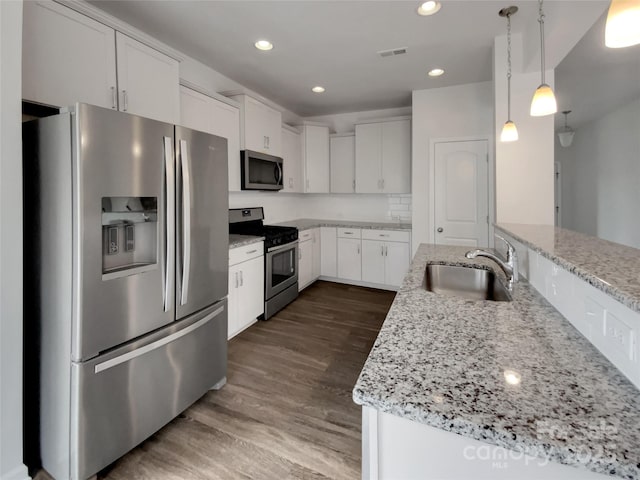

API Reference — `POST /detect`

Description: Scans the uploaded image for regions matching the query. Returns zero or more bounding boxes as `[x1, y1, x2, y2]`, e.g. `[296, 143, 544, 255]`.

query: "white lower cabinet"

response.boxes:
[298, 234, 314, 291]
[312, 228, 321, 280]
[228, 243, 264, 339]
[320, 227, 337, 277]
[337, 228, 362, 281]
[362, 233, 410, 288]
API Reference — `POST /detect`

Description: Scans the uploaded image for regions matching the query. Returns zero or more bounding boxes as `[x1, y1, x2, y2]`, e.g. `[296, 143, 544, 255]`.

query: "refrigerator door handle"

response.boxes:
[179, 139, 192, 306]
[94, 304, 225, 374]
[163, 136, 175, 312]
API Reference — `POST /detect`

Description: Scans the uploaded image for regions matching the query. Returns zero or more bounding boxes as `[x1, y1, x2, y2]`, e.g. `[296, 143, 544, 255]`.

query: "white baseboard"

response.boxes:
[1, 464, 30, 480]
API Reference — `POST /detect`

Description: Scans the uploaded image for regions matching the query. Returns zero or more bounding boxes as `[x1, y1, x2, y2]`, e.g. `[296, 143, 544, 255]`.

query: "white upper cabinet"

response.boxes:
[281, 126, 303, 193]
[115, 32, 180, 124]
[330, 134, 356, 193]
[23, 2, 180, 124]
[355, 123, 382, 193]
[230, 95, 282, 157]
[355, 119, 411, 194]
[180, 86, 241, 191]
[381, 120, 411, 193]
[23, 1, 117, 109]
[301, 125, 330, 193]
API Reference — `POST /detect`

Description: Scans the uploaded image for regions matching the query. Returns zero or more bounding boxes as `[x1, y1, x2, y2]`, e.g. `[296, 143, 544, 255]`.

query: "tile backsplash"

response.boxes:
[387, 194, 412, 223]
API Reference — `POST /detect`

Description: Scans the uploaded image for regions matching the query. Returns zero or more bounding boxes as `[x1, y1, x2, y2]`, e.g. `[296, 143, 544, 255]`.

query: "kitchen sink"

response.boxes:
[424, 264, 512, 302]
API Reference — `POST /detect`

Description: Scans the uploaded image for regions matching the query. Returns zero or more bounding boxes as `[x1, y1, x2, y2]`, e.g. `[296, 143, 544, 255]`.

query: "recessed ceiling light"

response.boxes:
[312, 86, 325, 93]
[428, 68, 445, 77]
[254, 40, 273, 51]
[417, 1, 441, 16]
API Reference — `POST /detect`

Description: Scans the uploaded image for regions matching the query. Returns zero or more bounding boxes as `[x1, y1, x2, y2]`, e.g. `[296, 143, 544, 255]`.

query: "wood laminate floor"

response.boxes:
[35, 281, 395, 480]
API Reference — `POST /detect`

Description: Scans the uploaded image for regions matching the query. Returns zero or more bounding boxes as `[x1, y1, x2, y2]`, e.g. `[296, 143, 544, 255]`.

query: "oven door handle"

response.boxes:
[267, 240, 299, 253]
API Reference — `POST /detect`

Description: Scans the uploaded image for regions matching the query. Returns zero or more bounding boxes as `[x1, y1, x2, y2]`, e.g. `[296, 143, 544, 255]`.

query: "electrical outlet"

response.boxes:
[604, 312, 635, 361]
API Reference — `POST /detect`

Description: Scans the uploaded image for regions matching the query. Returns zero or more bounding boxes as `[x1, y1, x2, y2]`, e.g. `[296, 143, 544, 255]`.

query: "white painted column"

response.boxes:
[494, 32, 555, 226]
[0, 1, 29, 479]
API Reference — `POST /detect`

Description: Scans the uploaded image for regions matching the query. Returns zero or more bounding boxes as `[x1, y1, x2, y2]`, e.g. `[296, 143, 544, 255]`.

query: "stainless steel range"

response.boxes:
[229, 208, 298, 319]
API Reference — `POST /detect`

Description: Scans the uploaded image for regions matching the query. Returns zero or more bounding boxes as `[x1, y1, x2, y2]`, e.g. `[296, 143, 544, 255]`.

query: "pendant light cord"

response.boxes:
[538, 0, 546, 84]
[507, 13, 512, 120]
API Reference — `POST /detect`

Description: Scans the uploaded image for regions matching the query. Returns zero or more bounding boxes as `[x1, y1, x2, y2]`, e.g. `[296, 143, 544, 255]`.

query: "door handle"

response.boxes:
[437, 227, 444, 233]
[162, 137, 175, 313]
[179, 139, 192, 306]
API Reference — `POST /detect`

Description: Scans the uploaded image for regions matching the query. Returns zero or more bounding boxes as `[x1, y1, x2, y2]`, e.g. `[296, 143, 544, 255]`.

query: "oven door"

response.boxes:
[266, 241, 298, 299]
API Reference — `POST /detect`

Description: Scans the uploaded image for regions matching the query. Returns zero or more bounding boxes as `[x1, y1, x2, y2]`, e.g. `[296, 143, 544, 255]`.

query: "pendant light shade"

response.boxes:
[557, 110, 575, 147]
[605, 0, 640, 48]
[501, 120, 519, 142]
[499, 6, 519, 143]
[530, 0, 557, 117]
[531, 84, 557, 116]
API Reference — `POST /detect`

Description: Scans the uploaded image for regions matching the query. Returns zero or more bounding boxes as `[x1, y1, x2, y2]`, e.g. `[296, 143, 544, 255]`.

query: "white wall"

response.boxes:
[557, 98, 640, 249]
[494, 33, 555, 226]
[229, 192, 305, 224]
[0, 1, 29, 479]
[411, 82, 494, 254]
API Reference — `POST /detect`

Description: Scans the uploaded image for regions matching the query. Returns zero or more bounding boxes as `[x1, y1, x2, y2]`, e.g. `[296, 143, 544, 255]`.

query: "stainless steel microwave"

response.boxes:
[240, 150, 283, 191]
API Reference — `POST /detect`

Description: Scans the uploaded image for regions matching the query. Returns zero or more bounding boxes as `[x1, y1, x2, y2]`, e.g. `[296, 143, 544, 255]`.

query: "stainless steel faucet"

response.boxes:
[465, 235, 518, 291]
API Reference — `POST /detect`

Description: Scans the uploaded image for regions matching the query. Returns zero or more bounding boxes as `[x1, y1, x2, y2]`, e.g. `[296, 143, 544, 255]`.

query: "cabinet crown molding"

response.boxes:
[54, 0, 184, 62]
[354, 115, 412, 126]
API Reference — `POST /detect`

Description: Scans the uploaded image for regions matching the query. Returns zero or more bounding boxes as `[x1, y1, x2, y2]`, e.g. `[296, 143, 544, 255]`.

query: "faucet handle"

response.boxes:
[496, 234, 518, 280]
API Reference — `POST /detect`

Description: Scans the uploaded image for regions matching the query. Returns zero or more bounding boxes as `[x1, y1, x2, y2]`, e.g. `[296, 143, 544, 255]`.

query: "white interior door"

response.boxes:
[434, 140, 489, 247]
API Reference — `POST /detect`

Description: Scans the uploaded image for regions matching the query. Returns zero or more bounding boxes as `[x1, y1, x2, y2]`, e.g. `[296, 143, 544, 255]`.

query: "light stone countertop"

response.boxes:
[272, 218, 412, 232]
[229, 234, 264, 250]
[496, 223, 640, 314]
[353, 243, 640, 479]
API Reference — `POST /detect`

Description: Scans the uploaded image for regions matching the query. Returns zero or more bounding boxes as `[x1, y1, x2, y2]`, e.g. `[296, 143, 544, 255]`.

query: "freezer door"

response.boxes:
[74, 104, 176, 360]
[70, 300, 227, 480]
[175, 126, 229, 320]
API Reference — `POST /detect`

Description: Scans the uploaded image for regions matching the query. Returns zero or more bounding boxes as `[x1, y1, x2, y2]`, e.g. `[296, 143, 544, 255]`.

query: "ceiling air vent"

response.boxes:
[377, 47, 408, 58]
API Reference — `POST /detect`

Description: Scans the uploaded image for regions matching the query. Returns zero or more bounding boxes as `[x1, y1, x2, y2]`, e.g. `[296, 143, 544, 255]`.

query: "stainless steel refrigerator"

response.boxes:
[23, 103, 228, 480]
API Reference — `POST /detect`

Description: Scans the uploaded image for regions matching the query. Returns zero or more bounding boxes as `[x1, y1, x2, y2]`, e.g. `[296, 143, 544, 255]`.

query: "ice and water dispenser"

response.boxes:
[102, 196, 158, 279]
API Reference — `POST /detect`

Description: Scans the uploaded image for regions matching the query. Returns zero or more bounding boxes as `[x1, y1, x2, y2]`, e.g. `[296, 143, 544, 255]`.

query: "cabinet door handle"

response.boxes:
[382, 179, 385, 190]
[385, 246, 388, 257]
[239, 270, 244, 287]
[289, 178, 293, 188]
[122, 90, 128, 111]
[110, 86, 117, 109]
[264, 136, 269, 149]
[299, 249, 302, 260]
[380, 246, 384, 256]
[357, 244, 360, 255]
[353, 179, 356, 192]
[306, 179, 310, 191]
[234, 271, 239, 288]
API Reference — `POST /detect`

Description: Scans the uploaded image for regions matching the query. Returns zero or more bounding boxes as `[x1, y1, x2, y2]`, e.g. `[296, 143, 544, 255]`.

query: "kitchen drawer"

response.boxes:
[337, 227, 361, 239]
[361, 229, 409, 243]
[229, 241, 264, 266]
[299, 229, 314, 242]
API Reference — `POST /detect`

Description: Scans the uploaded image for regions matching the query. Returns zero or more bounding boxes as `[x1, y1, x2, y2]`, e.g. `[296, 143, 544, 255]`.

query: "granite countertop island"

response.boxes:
[353, 243, 640, 479]
[272, 218, 412, 231]
[496, 223, 640, 314]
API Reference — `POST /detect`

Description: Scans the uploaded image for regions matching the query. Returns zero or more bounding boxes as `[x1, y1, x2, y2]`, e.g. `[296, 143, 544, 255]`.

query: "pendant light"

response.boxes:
[605, 0, 640, 48]
[530, 0, 557, 117]
[500, 6, 519, 142]
[557, 110, 575, 147]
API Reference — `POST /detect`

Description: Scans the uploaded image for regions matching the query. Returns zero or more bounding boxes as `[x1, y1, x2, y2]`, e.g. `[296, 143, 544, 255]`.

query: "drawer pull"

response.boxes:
[246, 249, 258, 255]
[344, 232, 353, 235]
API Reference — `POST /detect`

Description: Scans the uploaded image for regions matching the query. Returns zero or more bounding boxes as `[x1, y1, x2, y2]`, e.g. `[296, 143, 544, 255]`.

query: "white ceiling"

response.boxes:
[555, 9, 640, 130]
[89, 0, 607, 117]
